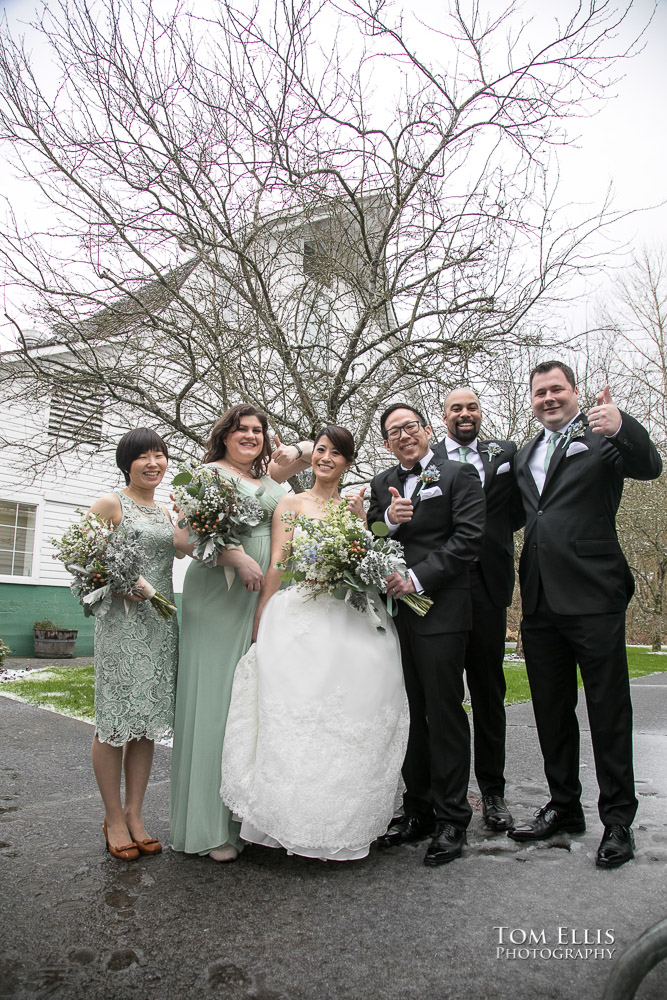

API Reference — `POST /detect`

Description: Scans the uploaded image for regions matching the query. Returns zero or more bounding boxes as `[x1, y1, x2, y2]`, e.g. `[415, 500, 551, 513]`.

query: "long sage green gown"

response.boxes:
[169, 473, 285, 854]
[94, 491, 178, 746]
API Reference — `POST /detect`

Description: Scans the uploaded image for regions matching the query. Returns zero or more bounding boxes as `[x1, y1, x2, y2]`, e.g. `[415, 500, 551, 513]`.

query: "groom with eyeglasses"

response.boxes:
[368, 403, 486, 865]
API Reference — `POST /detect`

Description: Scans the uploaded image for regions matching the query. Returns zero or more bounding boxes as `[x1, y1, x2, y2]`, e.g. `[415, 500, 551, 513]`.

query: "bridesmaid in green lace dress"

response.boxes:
[170, 405, 312, 862]
[88, 428, 180, 861]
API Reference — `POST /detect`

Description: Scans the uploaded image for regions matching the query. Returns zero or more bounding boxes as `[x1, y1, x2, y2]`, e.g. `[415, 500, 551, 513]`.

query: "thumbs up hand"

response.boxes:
[387, 485, 413, 524]
[271, 433, 302, 467]
[345, 485, 367, 523]
[588, 384, 621, 436]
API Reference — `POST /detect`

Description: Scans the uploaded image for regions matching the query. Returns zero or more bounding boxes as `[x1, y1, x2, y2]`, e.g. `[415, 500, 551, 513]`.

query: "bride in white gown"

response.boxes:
[220, 425, 409, 861]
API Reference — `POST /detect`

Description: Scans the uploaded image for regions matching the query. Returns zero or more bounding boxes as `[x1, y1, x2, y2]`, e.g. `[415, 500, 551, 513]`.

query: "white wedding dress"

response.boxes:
[220, 581, 409, 861]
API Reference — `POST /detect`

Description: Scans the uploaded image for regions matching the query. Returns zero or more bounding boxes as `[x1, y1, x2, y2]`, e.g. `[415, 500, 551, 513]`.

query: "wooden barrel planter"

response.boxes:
[33, 628, 78, 658]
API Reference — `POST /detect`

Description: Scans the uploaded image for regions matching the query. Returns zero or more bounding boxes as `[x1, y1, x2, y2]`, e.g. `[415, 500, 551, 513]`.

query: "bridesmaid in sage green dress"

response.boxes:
[88, 428, 179, 861]
[170, 405, 312, 862]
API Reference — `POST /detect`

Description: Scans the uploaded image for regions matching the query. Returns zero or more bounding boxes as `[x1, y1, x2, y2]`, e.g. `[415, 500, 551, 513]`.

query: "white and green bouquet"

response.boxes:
[277, 501, 432, 630]
[52, 511, 177, 619]
[172, 465, 265, 569]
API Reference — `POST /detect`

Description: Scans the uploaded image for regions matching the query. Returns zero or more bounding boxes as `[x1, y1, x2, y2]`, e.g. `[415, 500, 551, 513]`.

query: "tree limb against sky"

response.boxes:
[0, 0, 649, 473]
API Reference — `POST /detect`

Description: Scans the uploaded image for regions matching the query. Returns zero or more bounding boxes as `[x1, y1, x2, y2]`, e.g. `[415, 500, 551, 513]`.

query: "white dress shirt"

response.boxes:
[384, 448, 436, 593]
[444, 435, 485, 486]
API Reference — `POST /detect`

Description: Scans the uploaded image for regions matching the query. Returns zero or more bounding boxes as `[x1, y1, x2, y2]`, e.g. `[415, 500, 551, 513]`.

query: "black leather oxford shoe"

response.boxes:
[482, 794, 514, 832]
[376, 814, 435, 848]
[507, 804, 586, 842]
[423, 823, 467, 866]
[596, 825, 635, 869]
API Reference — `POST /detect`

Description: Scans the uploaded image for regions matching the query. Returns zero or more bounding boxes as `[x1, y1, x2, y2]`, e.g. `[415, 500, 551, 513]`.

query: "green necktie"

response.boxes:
[458, 446, 471, 463]
[544, 431, 562, 472]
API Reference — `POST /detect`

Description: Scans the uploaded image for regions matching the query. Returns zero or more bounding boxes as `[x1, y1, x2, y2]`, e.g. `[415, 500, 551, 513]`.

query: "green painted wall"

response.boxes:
[0, 583, 95, 656]
[0, 584, 184, 657]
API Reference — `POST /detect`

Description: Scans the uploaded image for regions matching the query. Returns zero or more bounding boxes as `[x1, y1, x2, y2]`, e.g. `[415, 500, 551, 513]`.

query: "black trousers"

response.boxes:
[466, 567, 507, 796]
[395, 619, 472, 830]
[521, 590, 637, 827]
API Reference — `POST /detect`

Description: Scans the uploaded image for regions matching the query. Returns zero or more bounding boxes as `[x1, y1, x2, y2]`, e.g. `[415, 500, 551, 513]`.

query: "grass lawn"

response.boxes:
[0, 663, 95, 721]
[1, 647, 666, 717]
[503, 645, 667, 706]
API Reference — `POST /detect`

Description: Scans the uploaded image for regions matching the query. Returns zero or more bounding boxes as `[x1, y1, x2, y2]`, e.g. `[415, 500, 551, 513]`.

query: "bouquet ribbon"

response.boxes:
[345, 590, 383, 630]
[223, 544, 245, 590]
[124, 574, 157, 616]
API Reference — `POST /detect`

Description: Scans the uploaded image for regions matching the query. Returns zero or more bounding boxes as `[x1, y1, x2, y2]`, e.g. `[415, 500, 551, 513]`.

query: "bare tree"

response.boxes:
[0, 0, 644, 475]
[617, 476, 667, 650]
[597, 245, 667, 446]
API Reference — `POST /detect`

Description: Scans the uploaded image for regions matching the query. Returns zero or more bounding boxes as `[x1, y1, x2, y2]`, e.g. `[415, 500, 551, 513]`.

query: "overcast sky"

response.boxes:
[1, 0, 665, 345]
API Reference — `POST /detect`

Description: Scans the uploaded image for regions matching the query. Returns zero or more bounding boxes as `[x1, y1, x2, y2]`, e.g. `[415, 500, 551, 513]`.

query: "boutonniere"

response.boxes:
[561, 420, 586, 449]
[419, 464, 440, 486]
[483, 442, 504, 461]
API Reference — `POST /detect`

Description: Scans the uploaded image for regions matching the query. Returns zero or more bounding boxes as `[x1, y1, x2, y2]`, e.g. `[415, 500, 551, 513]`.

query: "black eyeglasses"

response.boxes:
[385, 420, 425, 441]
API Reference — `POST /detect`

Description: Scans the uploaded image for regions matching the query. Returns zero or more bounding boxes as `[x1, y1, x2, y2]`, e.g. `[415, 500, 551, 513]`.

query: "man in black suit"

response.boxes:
[368, 404, 486, 865]
[433, 388, 524, 832]
[509, 361, 662, 868]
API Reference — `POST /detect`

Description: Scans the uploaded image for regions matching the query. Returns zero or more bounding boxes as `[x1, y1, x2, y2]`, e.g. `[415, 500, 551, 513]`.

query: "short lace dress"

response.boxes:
[93, 491, 179, 746]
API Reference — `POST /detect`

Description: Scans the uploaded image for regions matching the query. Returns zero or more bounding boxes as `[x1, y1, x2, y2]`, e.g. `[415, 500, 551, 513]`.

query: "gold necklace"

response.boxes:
[220, 459, 256, 481]
[304, 490, 339, 507]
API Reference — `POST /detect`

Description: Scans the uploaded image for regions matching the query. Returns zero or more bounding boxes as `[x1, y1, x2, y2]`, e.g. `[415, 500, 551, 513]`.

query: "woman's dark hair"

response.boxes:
[314, 425, 357, 463]
[203, 404, 272, 477]
[116, 428, 169, 485]
[379, 402, 427, 440]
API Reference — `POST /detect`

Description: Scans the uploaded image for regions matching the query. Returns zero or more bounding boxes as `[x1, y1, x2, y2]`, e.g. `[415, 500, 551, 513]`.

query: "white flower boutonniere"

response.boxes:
[484, 442, 504, 461]
[561, 420, 586, 449]
[419, 464, 440, 486]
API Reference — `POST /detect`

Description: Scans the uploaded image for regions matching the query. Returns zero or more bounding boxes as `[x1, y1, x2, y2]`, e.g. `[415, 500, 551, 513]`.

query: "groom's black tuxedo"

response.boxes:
[432, 438, 524, 797]
[368, 453, 486, 829]
[515, 411, 662, 826]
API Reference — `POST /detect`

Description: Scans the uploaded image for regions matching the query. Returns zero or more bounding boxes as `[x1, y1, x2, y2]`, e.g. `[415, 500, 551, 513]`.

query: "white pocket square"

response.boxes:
[496, 462, 511, 475]
[566, 442, 589, 456]
[420, 486, 442, 500]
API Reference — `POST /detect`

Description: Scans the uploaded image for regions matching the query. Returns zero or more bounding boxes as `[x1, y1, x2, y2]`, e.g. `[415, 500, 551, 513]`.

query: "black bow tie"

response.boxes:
[397, 462, 422, 484]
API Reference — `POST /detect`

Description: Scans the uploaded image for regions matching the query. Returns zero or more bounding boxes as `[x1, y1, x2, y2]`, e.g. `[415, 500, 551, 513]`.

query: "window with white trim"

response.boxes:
[0, 500, 37, 577]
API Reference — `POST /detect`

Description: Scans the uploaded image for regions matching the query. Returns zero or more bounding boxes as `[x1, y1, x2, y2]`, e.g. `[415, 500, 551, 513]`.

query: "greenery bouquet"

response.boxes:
[52, 511, 177, 619]
[277, 501, 432, 631]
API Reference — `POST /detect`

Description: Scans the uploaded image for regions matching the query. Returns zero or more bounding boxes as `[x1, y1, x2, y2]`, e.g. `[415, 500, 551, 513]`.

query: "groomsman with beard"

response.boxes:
[368, 404, 486, 865]
[433, 388, 524, 832]
[509, 361, 662, 868]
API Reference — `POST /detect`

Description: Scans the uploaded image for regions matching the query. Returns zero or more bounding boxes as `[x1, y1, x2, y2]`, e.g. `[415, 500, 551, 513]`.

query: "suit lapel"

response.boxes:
[478, 440, 504, 493]
[518, 433, 543, 500]
[542, 415, 588, 494]
[411, 452, 445, 512]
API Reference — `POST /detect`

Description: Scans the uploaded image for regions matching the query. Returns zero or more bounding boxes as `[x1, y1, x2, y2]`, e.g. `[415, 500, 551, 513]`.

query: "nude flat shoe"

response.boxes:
[103, 820, 139, 861]
[208, 845, 238, 862]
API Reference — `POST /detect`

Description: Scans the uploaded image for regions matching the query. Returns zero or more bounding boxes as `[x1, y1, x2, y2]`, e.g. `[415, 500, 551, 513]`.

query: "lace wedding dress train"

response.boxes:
[220, 586, 409, 860]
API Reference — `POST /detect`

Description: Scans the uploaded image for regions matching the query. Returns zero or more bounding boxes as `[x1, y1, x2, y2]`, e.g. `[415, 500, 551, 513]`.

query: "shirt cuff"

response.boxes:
[384, 508, 400, 535]
[408, 569, 424, 594]
[605, 416, 622, 439]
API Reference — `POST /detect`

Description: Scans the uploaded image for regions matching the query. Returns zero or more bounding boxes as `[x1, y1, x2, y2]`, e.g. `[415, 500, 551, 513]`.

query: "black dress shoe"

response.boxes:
[423, 823, 466, 866]
[596, 825, 635, 869]
[482, 794, 514, 832]
[507, 804, 586, 842]
[376, 814, 435, 847]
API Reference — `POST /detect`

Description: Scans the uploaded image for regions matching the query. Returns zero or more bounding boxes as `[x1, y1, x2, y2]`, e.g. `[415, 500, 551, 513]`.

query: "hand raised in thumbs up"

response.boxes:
[387, 485, 414, 524]
[345, 485, 367, 523]
[271, 433, 304, 468]
[588, 384, 622, 437]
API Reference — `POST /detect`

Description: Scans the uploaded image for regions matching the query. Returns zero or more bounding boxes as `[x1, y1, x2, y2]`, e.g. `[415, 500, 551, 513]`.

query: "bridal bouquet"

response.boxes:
[52, 511, 177, 619]
[277, 501, 432, 630]
[172, 465, 265, 568]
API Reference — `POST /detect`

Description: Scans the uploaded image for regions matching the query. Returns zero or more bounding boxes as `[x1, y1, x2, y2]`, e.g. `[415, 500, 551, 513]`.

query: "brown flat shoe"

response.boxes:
[103, 820, 139, 861]
[134, 837, 162, 855]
